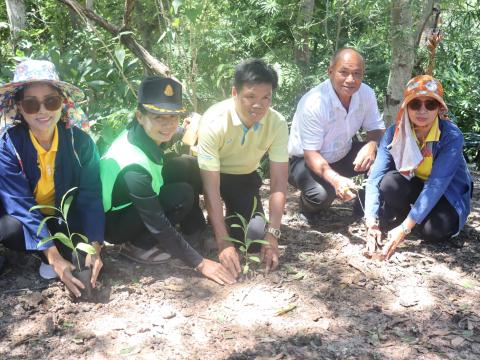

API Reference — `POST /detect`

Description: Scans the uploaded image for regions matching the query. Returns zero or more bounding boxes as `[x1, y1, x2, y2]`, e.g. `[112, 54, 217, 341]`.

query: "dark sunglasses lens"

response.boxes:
[425, 100, 439, 111]
[22, 99, 40, 114]
[408, 99, 421, 110]
[44, 96, 63, 111]
[408, 99, 439, 111]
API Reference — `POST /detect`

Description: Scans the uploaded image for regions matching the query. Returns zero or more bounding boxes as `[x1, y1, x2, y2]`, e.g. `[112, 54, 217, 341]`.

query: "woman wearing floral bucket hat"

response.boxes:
[364, 75, 472, 259]
[0, 60, 104, 297]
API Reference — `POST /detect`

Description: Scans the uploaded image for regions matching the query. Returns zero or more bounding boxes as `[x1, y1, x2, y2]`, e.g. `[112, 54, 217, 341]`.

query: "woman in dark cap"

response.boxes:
[101, 76, 235, 285]
[0, 60, 104, 297]
[364, 75, 472, 259]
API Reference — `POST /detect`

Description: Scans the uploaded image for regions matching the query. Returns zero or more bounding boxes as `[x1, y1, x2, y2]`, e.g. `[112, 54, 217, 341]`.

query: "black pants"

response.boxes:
[0, 210, 73, 262]
[106, 155, 206, 249]
[220, 171, 266, 249]
[379, 170, 459, 242]
[288, 141, 366, 213]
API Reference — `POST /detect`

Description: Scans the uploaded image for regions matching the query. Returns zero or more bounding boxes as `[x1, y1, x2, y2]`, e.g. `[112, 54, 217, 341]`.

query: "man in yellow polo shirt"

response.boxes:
[198, 59, 288, 278]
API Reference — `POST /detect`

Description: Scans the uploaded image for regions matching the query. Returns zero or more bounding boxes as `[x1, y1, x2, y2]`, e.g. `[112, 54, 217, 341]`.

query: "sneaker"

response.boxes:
[39, 262, 58, 280]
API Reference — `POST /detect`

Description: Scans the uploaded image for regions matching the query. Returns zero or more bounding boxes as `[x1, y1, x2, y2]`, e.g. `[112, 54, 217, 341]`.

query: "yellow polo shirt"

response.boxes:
[413, 117, 440, 181]
[197, 99, 289, 174]
[30, 127, 58, 215]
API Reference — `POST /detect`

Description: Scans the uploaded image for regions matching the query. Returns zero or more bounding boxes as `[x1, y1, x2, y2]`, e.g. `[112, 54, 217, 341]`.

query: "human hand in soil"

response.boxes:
[85, 242, 103, 288]
[218, 245, 241, 278]
[382, 225, 407, 259]
[44, 246, 85, 297]
[353, 141, 377, 172]
[332, 175, 357, 201]
[261, 233, 279, 272]
[196, 258, 236, 285]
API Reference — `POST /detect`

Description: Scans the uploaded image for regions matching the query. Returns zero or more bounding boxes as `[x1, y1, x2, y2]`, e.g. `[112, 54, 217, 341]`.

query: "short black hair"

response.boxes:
[234, 59, 278, 92]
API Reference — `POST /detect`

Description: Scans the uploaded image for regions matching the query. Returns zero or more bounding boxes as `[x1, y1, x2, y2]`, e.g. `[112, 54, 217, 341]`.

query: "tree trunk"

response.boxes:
[5, 0, 26, 47]
[383, 0, 434, 126]
[294, 0, 315, 67]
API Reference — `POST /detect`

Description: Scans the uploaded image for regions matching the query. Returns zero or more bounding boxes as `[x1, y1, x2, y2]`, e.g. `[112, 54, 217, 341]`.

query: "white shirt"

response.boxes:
[288, 79, 385, 163]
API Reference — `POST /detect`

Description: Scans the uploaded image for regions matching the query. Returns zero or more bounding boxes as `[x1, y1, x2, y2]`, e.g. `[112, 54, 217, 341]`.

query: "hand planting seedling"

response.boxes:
[30, 187, 97, 299]
[224, 197, 269, 275]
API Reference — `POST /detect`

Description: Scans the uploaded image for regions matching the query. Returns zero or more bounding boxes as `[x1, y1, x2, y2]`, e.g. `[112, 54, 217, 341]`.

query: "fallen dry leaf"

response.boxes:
[275, 304, 297, 316]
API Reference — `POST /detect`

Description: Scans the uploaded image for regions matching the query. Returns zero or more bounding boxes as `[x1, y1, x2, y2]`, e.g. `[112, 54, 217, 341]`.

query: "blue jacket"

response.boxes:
[0, 122, 105, 250]
[365, 120, 472, 233]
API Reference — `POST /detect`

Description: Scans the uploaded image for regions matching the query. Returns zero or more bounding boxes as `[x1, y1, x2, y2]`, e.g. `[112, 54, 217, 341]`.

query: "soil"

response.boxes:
[1, 171, 479, 360]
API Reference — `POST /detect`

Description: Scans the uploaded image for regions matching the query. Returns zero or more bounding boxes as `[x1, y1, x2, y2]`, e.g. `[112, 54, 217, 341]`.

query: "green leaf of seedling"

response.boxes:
[230, 224, 243, 229]
[249, 255, 261, 263]
[36, 216, 58, 236]
[54, 232, 75, 251]
[224, 236, 245, 246]
[250, 197, 257, 221]
[239, 246, 246, 252]
[243, 264, 249, 274]
[76, 242, 97, 255]
[62, 194, 74, 220]
[29, 204, 60, 213]
[38, 235, 60, 248]
[72, 233, 89, 243]
[250, 239, 270, 245]
[60, 187, 78, 215]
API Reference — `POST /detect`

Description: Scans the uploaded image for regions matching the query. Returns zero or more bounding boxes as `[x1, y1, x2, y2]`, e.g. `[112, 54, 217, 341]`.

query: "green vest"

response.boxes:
[100, 130, 164, 212]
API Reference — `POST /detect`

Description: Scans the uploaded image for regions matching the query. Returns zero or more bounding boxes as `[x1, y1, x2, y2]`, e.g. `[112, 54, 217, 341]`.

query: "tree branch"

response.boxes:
[57, 0, 172, 77]
[123, 0, 136, 28]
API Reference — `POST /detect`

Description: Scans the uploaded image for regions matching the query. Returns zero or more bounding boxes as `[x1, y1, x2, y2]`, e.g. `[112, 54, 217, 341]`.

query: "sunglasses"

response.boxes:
[408, 99, 439, 111]
[19, 95, 63, 114]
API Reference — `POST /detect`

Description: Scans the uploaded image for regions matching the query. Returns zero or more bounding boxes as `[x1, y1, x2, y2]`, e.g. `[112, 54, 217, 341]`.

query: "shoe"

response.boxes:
[298, 211, 322, 226]
[39, 262, 59, 279]
[120, 243, 171, 265]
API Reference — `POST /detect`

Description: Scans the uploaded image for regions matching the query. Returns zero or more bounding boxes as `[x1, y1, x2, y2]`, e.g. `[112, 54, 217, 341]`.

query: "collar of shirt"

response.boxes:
[412, 116, 441, 145]
[29, 125, 59, 154]
[229, 99, 263, 145]
[326, 80, 360, 113]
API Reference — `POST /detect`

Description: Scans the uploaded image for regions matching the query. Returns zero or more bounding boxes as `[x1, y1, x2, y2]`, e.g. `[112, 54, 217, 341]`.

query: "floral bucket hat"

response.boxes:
[0, 60, 89, 130]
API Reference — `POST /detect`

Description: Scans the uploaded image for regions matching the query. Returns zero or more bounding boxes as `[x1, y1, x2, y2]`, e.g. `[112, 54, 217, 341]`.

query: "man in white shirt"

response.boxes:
[288, 48, 385, 222]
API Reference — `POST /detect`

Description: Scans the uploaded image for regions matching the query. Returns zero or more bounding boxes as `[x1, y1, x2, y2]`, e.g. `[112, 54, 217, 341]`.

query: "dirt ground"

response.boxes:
[0, 172, 479, 360]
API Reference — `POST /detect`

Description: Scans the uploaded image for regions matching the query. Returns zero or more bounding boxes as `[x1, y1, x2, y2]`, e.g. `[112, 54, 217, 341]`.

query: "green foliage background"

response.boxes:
[0, 0, 479, 157]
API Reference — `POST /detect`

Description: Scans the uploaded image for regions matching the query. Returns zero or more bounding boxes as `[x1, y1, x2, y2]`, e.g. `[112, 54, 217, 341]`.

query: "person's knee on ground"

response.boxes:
[246, 214, 267, 253]
[419, 209, 459, 243]
[160, 182, 195, 224]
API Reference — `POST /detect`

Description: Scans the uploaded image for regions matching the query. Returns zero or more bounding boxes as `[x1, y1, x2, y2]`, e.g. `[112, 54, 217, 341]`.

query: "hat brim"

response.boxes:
[142, 103, 186, 115]
[0, 79, 84, 102]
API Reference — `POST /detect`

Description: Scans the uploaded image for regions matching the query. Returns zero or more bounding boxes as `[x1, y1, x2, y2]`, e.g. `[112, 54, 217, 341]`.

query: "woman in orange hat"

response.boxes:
[364, 75, 472, 259]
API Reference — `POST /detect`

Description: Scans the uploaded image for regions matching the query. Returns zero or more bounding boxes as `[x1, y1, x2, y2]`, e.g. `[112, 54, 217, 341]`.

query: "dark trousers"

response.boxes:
[0, 210, 73, 262]
[289, 141, 366, 213]
[379, 170, 459, 242]
[106, 155, 206, 249]
[220, 171, 266, 249]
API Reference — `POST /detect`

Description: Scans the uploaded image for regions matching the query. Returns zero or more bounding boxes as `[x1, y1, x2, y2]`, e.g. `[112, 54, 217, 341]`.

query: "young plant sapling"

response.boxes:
[225, 197, 269, 274]
[30, 187, 97, 298]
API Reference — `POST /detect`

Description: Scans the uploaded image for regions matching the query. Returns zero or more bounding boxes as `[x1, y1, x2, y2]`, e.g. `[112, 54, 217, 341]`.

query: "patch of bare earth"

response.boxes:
[1, 172, 479, 359]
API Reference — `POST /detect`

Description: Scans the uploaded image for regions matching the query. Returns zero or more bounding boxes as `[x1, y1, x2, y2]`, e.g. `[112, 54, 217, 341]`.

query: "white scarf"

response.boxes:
[388, 111, 423, 180]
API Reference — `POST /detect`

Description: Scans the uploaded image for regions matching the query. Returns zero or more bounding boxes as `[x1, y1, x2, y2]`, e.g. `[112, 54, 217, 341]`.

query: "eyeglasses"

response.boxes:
[19, 96, 63, 114]
[408, 99, 439, 111]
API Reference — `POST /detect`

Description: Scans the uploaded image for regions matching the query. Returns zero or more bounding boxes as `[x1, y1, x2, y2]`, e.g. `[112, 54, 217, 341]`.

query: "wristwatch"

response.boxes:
[266, 226, 281, 239]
